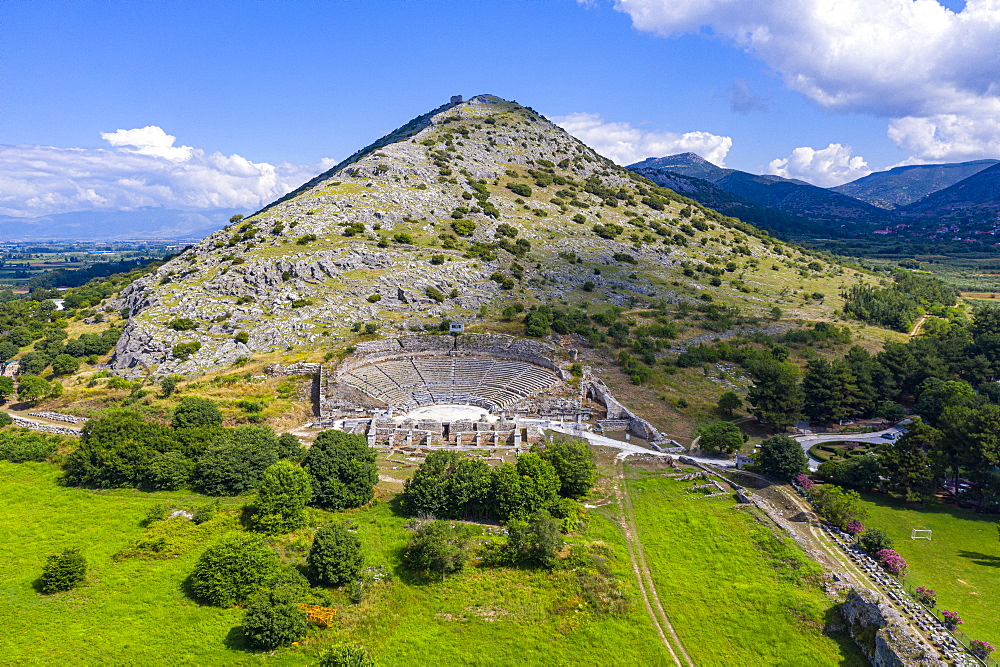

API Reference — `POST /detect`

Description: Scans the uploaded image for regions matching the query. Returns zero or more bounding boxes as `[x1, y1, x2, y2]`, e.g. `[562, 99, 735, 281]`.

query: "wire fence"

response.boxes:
[899, 581, 997, 667]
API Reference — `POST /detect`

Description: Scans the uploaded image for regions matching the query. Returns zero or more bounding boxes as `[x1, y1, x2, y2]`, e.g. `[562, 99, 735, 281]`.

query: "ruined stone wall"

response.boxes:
[583, 369, 670, 444]
[841, 588, 946, 666]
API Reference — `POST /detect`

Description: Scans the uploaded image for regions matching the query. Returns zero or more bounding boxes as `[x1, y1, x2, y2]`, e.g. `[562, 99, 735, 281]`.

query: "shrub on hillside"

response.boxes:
[307, 523, 364, 587]
[694, 421, 744, 455]
[39, 547, 86, 594]
[302, 430, 377, 510]
[404, 520, 472, 581]
[189, 534, 279, 606]
[172, 397, 222, 429]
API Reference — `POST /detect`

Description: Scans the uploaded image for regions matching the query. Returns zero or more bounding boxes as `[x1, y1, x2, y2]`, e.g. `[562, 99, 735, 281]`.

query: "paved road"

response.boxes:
[549, 425, 736, 468]
[792, 425, 907, 470]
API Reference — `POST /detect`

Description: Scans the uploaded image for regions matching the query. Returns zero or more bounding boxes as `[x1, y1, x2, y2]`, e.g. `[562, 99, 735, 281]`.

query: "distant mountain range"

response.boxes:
[0, 208, 240, 241]
[629, 153, 1000, 243]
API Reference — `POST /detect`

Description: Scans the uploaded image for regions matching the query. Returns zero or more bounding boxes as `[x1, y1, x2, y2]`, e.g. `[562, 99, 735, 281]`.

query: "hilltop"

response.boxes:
[832, 159, 999, 209]
[109, 96, 867, 391]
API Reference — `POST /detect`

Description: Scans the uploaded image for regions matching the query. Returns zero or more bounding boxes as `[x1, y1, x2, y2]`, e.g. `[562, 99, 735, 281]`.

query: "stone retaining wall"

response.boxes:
[12, 417, 82, 436]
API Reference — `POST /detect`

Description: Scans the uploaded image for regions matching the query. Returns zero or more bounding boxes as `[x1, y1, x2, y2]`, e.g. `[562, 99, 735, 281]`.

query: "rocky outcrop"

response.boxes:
[841, 588, 946, 666]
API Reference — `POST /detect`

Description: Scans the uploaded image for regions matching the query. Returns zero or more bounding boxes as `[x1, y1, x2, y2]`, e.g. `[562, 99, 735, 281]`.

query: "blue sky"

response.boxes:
[2, 0, 998, 220]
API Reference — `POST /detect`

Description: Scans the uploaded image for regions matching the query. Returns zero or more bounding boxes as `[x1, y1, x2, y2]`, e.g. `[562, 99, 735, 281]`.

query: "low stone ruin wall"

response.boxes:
[841, 588, 946, 666]
[12, 416, 82, 437]
[265, 362, 322, 377]
[28, 411, 88, 425]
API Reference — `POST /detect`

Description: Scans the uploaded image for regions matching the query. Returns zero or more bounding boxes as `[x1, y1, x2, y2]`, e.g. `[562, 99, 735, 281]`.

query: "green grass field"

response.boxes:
[0, 461, 669, 665]
[858, 492, 1000, 647]
[625, 466, 866, 666]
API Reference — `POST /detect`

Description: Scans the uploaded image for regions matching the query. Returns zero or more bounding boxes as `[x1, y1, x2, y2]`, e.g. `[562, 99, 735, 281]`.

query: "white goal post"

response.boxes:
[911, 529, 932, 540]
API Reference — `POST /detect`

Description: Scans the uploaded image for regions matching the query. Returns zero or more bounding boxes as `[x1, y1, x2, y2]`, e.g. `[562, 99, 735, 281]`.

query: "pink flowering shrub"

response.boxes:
[970, 639, 995, 659]
[875, 548, 908, 576]
[846, 520, 864, 536]
[794, 474, 814, 490]
[941, 609, 963, 630]
[914, 586, 937, 607]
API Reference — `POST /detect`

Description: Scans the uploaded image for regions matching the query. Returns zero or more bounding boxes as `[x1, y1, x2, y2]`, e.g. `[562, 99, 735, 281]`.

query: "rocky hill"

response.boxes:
[631, 153, 890, 232]
[832, 159, 999, 209]
[110, 95, 858, 375]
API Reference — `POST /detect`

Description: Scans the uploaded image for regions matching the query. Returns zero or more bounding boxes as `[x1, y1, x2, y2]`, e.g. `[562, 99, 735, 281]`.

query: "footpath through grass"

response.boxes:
[0, 461, 669, 665]
[858, 492, 1000, 647]
[625, 465, 866, 666]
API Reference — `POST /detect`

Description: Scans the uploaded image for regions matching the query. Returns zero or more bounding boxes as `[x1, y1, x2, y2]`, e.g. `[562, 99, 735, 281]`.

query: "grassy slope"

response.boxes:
[858, 492, 999, 647]
[0, 461, 668, 665]
[0, 462, 256, 665]
[625, 465, 866, 665]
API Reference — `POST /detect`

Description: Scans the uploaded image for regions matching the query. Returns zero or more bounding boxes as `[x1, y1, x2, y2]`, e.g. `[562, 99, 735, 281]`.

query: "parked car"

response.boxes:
[880, 432, 898, 440]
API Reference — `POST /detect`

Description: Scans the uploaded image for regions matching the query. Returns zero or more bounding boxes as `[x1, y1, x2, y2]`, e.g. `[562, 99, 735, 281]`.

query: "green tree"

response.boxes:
[915, 377, 977, 425]
[189, 533, 279, 606]
[400, 450, 458, 517]
[879, 419, 945, 502]
[252, 461, 313, 534]
[443, 457, 493, 519]
[811, 484, 868, 530]
[172, 397, 222, 429]
[694, 421, 744, 455]
[536, 438, 596, 499]
[403, 520, 471, 581]
[275, 433, 305, 461]
[303, 430, 377, 510]
[746, 359, 804, 430]
[50, 353, 80, 376]
[801, 358, 855, 422]
[193, 426, 280, 496]
[38, 547, 86, 594]
[492, 453, 560, 521]
[307, 523, 363, 587]
[17, 375, 51, 402]
[756, 434, 807, 481]
[319, 646, 378, 667]
[0, 376, 14, 401]
[241, 584, 308, 650]
[717, 391, 743, 417]
[143, 451, 194, 490]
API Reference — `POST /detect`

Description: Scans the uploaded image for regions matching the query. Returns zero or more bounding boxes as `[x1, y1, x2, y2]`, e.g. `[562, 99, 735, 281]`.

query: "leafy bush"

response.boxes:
[859, 527, 893, 555]
[319, 646, 378, 667]
[296, 234, 318, 245]
[39, 547, 86, 594]
[506, 183, 532, 197]
[404, 520, 472, 580]
[425, 286, 445, 303]
[0, 430, 58, 462]
[168, 317, 198, 331]
[172, 397, 222, 429]
[241, 584, 308, 650]
[115, 511, 234, 560]
[171, 341, 201, 361]
[144, 451, 195, 490]
[756, 435, 807, 480]
[17, 375, 50, 401]
[234, 331, 250, 344]
[189, 533, 279, 606]
[193, 425, 281, 496]
[451, 219, 476, 237]
[307, 523, 364, 587]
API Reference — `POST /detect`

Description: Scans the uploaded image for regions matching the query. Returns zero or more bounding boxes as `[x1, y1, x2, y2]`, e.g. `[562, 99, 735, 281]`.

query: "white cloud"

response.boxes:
[766, 143, 872, 186]
[552, 112, 733, 166]
[888, 115, 1000, 163]
[614, 0, 1000, 162]
[0, 128, 335, 217]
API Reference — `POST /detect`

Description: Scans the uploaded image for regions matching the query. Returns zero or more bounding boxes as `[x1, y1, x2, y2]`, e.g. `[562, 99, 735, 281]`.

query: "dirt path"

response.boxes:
[909, 314, 928, 337]
[613, 462, 693, 666]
